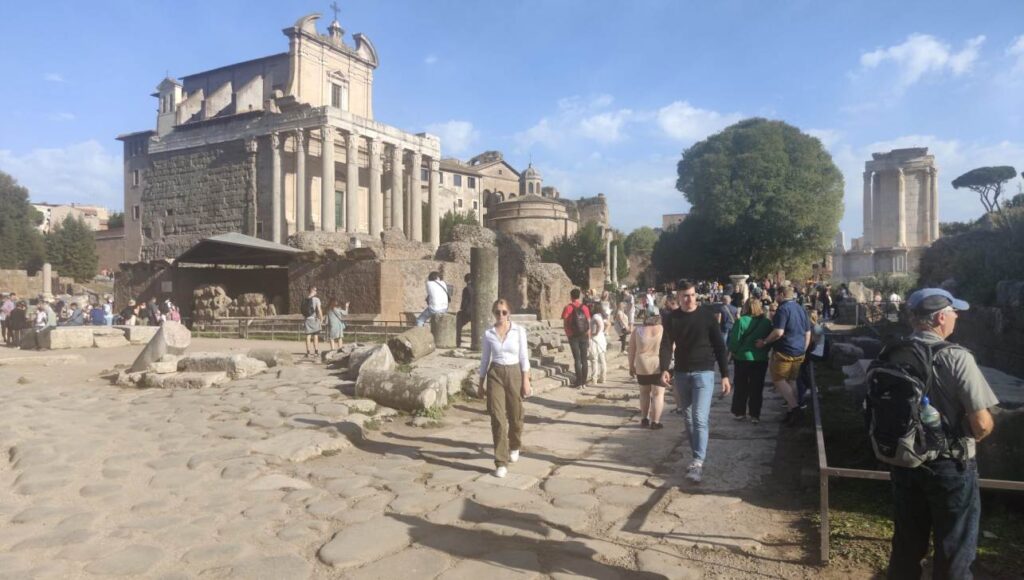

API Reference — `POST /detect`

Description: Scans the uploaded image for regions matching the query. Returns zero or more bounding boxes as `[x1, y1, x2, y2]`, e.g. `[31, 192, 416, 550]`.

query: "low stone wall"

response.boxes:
[0, 269, 71, 298]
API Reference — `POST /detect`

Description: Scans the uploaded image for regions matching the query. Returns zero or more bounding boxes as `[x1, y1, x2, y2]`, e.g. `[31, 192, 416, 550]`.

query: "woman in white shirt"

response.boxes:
[478, 298, 532, 479]
[589, 302, 608, 385]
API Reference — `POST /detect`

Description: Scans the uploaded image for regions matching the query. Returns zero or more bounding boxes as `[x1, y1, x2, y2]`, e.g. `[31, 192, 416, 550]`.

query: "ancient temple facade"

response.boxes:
[117, 13, 442, 261]
[833, 147, 940, 280]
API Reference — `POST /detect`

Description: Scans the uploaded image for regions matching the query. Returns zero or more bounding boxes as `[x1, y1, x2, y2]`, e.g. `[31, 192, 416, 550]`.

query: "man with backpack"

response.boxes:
[868, 288, 998, 580]
[561, 288, 591, 389]
[756, 285, 811, 426]
[300, 286, 323, 359]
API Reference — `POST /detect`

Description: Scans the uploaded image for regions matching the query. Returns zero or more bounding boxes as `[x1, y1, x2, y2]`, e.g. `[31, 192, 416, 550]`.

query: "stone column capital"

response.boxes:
[295, 129, 306, 150]
[270, 131, 280, 149]
[429, 157, 440, 171]
[245, 136, 258, 154]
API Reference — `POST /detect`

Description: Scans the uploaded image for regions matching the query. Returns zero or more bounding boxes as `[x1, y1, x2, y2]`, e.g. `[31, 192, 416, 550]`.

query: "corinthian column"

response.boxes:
[368, 138, 383, 237]
[604, 235, 611, 282]
[270, 132, 282, 243]
[245, 137, 258, 236]
[428, 157, 441, 249]
[295, 129, 306, 233]
[410, 151, 423, 242]
[930, 167, 940, 241]
[390, 145, 405, 234]
[862, 170, 873, 248]
[896, 168, 906, 247]
[345, 130, 360, 233]
[320, 126, 336, 232]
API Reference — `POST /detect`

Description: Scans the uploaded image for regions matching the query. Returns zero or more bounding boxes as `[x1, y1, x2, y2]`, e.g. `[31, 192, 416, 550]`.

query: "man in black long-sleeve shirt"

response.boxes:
[660, 280, 731, 484]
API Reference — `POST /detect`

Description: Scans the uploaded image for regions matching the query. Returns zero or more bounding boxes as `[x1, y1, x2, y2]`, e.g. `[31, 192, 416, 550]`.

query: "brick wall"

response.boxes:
[141, 140, 250, 261]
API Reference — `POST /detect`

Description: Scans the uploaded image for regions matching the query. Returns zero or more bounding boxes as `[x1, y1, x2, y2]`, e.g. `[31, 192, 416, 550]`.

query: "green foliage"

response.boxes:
[939, 221, 976, 237]
[918, 226, 1024, 306]
[0, 171, 46, 271]
[45, 215, 99, 282]
[1005, 192, 1024, 209]
[952, 166, 1018, 232]
[541, 222, 605, 288]
[107, 212, 124, 229]
[624, 226, 658, 256]
[673, 118, 844, 276]
[439, 210, 478, 243]
[857, 273, 918, 301]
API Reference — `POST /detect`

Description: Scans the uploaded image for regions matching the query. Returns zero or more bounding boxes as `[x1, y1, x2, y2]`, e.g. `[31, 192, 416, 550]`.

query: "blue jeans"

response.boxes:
[674, 371, 715, 462]
[415, 306, 447, 327]
[888, 458, 980, 580]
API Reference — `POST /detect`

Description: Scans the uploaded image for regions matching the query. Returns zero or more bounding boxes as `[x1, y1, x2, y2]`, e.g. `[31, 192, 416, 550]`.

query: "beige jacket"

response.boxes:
[628, 324, 663, 376]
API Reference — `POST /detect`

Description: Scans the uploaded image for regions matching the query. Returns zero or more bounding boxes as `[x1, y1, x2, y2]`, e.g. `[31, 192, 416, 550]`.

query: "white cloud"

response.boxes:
[48, 112, 76, 122]
[578, 109, 633, 143]
[44, 73, 65, 83]
[0, 141, 123, 208]
[424, 54, 438, 66]
[859, 33, 985, 89]
[1007, 35, 1024, 75]
[656, 100, 742, 142]
[425, 120, 479, 156]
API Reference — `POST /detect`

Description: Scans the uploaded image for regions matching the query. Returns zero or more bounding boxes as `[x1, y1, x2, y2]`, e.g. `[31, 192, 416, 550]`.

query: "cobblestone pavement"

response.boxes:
[0, 339, 835, 579]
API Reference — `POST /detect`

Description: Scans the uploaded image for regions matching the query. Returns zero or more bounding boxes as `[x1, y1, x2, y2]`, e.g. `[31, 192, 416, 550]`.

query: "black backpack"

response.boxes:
[569, 305, 590, 337]
[300, 297, 315, 318]
[864, 337, 959, 468]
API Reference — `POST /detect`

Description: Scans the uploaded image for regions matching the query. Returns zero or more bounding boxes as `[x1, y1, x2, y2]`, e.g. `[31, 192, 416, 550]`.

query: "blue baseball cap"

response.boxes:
[907, 288, 969, 314]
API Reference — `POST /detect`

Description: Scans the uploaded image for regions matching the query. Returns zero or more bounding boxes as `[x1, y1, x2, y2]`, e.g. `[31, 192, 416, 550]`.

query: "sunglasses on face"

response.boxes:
[494, 310, 508, 316]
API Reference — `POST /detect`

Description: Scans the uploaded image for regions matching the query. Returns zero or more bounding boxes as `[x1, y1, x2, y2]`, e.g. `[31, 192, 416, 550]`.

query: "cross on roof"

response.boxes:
[330, 1, 340, 21]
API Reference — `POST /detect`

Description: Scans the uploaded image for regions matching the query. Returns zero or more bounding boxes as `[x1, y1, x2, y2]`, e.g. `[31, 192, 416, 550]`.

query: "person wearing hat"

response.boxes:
[886, 288, 999, 580]
[119, 299, 138, 326]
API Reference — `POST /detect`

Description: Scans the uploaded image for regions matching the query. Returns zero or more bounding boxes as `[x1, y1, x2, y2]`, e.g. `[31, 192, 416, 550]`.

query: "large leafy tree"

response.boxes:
[952, 166, 1017, 233]
[46, 215, 99, 282]
[542, 222, 605, 288]
[0, 170, 46, 271]
[624, 226, 658, 256]
[439, 210, 479, 243]
[673, 118, 844, 276]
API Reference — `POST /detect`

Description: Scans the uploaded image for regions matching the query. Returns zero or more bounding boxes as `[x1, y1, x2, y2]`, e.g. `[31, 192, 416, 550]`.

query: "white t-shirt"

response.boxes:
[426, 280, 450, 311]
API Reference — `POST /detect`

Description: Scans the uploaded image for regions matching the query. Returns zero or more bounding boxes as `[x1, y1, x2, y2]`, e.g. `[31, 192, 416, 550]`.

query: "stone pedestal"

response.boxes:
[430, 312, 457, 349]
[470, 247, 498, 351]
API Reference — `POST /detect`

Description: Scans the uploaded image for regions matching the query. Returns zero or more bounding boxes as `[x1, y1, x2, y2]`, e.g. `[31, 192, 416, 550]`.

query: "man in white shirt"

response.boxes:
[416, 271, 450, 327]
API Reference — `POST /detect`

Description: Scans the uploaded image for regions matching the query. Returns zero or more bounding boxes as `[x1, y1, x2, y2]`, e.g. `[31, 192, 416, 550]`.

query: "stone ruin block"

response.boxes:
[247, 348, 294, 368]
[346, 344, 395, 379]
[116, 325, 160, 345]
[141, 371, 230, 390]
[387, 326, 435, 364]
[129, 322, 192, 373]
[92, 328, 130, 348]
[355, 369, 447, 412]
[41, 327, 95, 350]
[177, 352, 268, 379]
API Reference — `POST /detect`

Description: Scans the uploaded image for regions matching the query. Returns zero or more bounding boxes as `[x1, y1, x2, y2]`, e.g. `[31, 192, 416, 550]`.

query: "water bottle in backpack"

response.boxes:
[920, 395, 947, 449]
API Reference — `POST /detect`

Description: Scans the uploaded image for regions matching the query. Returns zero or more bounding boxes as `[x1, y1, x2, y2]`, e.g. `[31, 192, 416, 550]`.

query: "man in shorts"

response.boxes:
[756, 285, 810, 425]
[302, 286, 323, 359]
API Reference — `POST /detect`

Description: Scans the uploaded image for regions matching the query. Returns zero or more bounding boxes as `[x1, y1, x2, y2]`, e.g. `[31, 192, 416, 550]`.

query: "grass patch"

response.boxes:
[413, 406, 446, 421]
[363, 419, 381, 431]
[814, 364, 1024, 575]
[396, 363, 414, 374]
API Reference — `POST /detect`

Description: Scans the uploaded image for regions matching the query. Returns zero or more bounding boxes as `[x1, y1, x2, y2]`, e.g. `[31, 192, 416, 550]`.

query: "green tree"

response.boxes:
[674, 118, 844, 275]
[439, 210, 479, 243]
[46, 215, 99, 282]
[107, 211, 125, 229]
[1004, 192, 1024, 209]
[624, 226, 658, 256]
[541, 222, 605, 288]
[939, 221, 975, 237]
[952, 166, 1017, 233]
[0, 170, 46, 271]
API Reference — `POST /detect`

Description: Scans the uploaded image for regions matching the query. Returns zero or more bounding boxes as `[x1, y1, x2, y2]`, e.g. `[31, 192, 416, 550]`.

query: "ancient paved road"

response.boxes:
[0, 339, 830, 579]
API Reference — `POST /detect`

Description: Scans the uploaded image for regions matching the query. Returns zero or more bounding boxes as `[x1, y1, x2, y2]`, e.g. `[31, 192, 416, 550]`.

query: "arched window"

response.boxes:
[528, 183, 534, 194]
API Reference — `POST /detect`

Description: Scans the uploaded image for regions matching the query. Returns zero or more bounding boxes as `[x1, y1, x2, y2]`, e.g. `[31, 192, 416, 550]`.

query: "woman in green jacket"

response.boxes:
[727, 298, 773, 423]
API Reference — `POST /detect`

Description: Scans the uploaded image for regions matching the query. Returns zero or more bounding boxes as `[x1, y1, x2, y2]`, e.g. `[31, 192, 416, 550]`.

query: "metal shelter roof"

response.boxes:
[175, 233, 303, 267]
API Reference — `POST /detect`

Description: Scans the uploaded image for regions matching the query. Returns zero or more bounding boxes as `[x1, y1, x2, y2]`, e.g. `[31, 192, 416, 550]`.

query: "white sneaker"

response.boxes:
[494, 466, 508, 478]
[685, 463, 703, 483]
[509, 450, 520, 463]
[686, 460, 703, 472]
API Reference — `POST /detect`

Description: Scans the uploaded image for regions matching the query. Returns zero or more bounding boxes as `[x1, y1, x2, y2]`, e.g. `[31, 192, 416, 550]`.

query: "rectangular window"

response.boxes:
[421, 168, 428, 181]
[256, 221, 263, 236]
[473, 200, 479, 210]
[132, 205, 140, 221]
[468, 176, 476, 189]
[453, 174, 462, 187]
[132, 170, 140, 187]
[457, 198, 463, 208]
[331, 82, 349, 111]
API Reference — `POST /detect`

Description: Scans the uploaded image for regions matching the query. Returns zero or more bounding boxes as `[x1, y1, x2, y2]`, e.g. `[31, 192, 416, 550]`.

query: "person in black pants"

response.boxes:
[456, 274, 473, 348]
[561, 288, 591, 388]
[726, 298, 772, 422]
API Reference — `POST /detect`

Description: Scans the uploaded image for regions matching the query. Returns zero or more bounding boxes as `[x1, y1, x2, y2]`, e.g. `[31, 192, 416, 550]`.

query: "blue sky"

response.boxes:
[2, 0, 1023, 242]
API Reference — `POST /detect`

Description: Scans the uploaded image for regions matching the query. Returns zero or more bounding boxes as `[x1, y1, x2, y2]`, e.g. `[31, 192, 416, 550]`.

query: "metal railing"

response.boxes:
[811, 378, 1024, 563]
[191, 317, 413, 343]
